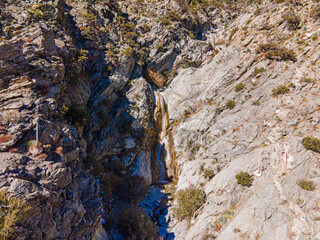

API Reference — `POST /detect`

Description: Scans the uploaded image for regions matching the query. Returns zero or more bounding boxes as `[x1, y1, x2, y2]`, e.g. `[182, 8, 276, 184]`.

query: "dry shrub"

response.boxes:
[2, 110, 20, 124]
[143, 68, 167, 88]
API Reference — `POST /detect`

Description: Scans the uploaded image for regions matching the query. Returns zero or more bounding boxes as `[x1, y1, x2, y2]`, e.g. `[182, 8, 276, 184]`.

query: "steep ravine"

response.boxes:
[4, 0, 320, 239]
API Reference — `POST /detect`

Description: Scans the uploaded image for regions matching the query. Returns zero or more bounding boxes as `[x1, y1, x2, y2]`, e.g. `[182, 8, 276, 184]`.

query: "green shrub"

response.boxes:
[122, 47, 134, 57]
[83, 13, 96, 21]
[257, 43, 297, 62]
[161, 11, 181, 25]
[302, 136, 320, 152]
[141, 23, 151, 32]
[117, 206, 157, 240]
[203, 169, 215, 179]
[0, 191, 30, 239]
[184, 109, 191, 117]
[203, 233, 216, 240]
[235, 171, 253, 187]
[173, 186, 206, 219]
[107, 50, 116, 57]
[78, 49, 89, 62]
[297, 179, 316, 191]
[272, 85, 290, 96]
[303, 78, 314, 83]
[33, 9, 44, 18]
[253, 67, 266, 75]
[226, 100, 235, 109]
[283, 12, 301, 30]
[235, 83, 245, 92]
[229, 27, 238, 42]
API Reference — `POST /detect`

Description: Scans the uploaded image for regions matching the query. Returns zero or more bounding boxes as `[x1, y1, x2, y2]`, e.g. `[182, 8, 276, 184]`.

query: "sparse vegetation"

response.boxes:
[297, 179, 316, 191]
[272, 85, 290, 96]
[78, 49, 89, 62]
[141, 23, 151, 32]
[235, 171, 253, 187]
[302, 136, 320, 153]
[203, 169, 215, 179]
[235, 83, 245, 92]
[142, 68, 167, 88]
[161, 10, 181, 25]
[257, 43, 297, 62]
[226, 100, 235, 109]
[0, 191, 30, 239]
[122, 47, 134, 57]
[283, 11, 301, 30]
[303, 78, 314, 83]
[253, 67, 266, 75]
[173, 186, 206, 219]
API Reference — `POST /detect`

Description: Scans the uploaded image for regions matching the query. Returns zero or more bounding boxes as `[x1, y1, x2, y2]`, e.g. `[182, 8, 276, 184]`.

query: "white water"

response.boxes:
[156, 93, 169, 184]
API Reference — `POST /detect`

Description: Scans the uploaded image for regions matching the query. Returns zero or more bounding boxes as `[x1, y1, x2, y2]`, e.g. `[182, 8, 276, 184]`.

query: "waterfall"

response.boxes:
[156, 93, 170, 184]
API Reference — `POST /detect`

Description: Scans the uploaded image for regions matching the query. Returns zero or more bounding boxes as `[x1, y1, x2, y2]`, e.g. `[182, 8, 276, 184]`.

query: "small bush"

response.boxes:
[257, 43, 297, 62]
[235, 171, 253, 187]
[78, 49, 89, 62]
[272, 85, 290, 96]
[122, 47, 134, 57]
[226, 100, 235, 109]
[203, 233, 216, 240]
[297, 179, 316, 191]
[184, 109, 191, 118]
[0, 191, 30, 239]
[303, 78, 314, 83]
[235, 83, 245, 92]
[229, 27, 238, 42]
[141, 23, 151, 32]
[253, 67, 266, 75]
[107, 50, 116, 57]
[302, 136, 320, 152]
[161, 11, 181, 26]
[283, 12, 301, 30]
[173, 186, 206, 219]
[203, 169, 215, 179]
[142, 68, 167, 88]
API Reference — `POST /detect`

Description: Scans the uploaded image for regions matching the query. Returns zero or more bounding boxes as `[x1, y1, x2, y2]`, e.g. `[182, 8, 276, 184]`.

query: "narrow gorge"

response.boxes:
[2, 0, 320, 239]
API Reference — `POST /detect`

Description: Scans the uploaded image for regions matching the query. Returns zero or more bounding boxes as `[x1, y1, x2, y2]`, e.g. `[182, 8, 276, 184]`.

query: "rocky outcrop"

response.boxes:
[0, 1, 102, 238]
[162, 2, 320, 239]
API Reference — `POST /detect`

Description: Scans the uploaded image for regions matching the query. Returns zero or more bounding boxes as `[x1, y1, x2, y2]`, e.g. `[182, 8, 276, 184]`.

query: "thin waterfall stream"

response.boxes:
[140, 92, 176, 240]
[156, 92, 170, 184]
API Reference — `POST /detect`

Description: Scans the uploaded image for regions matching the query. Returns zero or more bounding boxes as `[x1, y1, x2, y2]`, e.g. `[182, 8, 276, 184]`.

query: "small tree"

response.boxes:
[173, 186, 206, 219]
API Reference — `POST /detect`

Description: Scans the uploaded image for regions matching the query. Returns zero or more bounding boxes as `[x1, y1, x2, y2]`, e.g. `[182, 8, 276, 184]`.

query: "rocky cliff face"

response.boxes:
[2, 0, 320, 239]
[0, 0, 102, 239]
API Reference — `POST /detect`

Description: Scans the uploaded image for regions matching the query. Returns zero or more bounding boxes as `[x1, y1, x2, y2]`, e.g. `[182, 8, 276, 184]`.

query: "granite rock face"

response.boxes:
[3, 0, 320, 239]
[0, 1, 102, 239]
[162, 3, 320, 239]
